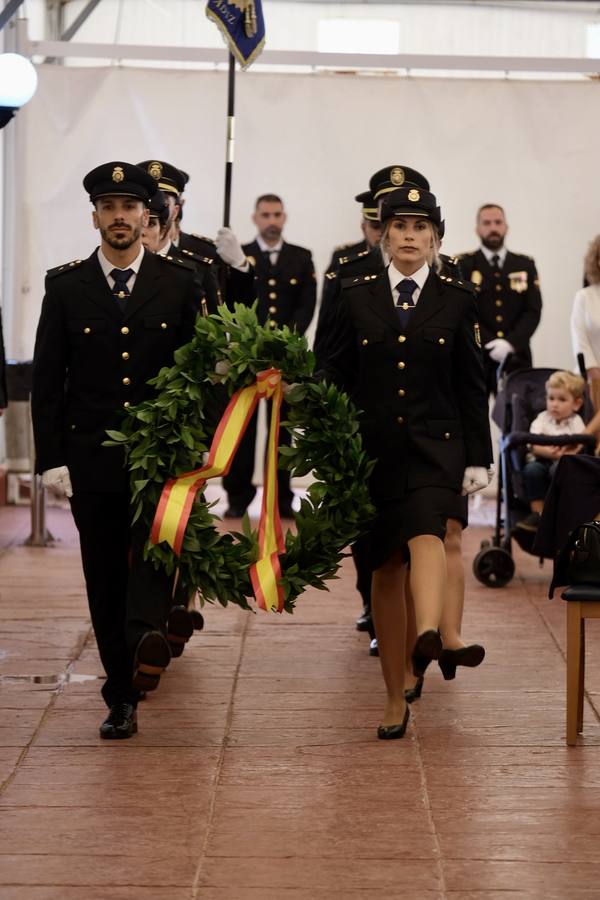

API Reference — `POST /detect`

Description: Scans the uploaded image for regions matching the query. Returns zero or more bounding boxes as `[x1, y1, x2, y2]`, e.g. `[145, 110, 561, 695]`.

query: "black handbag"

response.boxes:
[550, 521, 600, 597]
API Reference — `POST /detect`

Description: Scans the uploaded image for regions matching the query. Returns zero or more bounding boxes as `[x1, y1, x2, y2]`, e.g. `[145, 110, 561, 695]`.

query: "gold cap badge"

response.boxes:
[408, 189, 420, 202]
[390, 167, 405, 186]
[112, 166, 125, 183]
[471, 270, 483, 286]
[148, 161, 162, 180]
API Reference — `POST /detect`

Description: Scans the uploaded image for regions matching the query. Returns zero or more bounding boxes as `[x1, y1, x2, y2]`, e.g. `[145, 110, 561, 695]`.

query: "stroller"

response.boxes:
[472, 365, 596, 588]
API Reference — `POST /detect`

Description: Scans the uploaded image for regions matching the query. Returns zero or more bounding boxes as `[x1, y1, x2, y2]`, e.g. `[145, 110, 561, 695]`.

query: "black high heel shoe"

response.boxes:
[377, 704, 410, 740]
[412, 630, 443, 677]
[405, 675, 424, 704]
[438, 644, 485, 681]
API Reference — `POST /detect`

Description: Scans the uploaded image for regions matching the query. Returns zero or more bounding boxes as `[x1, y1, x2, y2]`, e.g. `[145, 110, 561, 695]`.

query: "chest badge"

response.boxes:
[508, 270, 528, 293]
[470, 270, 482, 287]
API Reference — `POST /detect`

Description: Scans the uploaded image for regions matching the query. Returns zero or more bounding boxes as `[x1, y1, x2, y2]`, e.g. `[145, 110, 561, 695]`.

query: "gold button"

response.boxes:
[497, 331, 504, 338]
[495, 285, 502, 292]
[122, 352, 130, 360]
[123, 401, 130, 408]
[121, 326, 129, 335]
[398, 335, 406, 343]
[397, 416, 405, 425]
[84, 327, 91, 334]
[269, 292, 277, 300]
[438, 337, 445, 345]
[496, 315, 503, 322]
[398, 389, 406, 397]
[290, 278, 298, 285]
[444, 432, 451, 439]
[70, 424, 76, 430]
[122, 377, 131, 385]
[269, 306, 277, 314]
[161, 322, 167, 330]
[268, 278, 276, 286]
[397, 361, 405, 370]
[362, 339, 369, 346]
[495, 300, 502, 307]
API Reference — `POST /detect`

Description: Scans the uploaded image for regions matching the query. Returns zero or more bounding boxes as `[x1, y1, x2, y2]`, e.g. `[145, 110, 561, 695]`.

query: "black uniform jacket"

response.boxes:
[178, 231, 256, 308]
[459, 249, 542, 357]
[315, 247, 462, 367]
[31, 249, 199, 493]
[321, 267, 492, 500]
[243, 239, 316, 334]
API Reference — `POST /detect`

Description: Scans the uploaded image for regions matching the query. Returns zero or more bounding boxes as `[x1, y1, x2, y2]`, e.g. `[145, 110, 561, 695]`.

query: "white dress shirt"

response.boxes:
[480, 245, 507, 268]
[256, 235, 283, 267]
[571, 283, 600, 370]
[530, 410, 586, 437]
[98, 245, 145, 292]
[387, 261, 429, 305]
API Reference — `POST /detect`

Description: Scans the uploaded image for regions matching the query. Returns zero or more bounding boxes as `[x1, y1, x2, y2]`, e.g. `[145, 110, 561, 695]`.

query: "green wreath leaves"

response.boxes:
[107, 304, 374, 613]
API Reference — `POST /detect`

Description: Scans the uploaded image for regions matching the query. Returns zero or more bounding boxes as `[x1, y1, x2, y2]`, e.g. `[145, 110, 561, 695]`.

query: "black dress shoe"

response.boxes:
[99, 703, 137, 739]
[369, 637, 379, 657]
[405, 675, 424, 704]
[133, 630, 171, 692]
[224, 504, 247, 518]
[356, 607, 372, 632]
[439, 644, 485, 681]
[190, 609, 205, 631]
[377, 705, 410, 740]
[167, 605, 194, 657]
[412, 629, 443, 677]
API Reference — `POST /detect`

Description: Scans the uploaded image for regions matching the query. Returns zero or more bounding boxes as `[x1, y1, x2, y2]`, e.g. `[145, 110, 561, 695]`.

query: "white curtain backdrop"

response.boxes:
[9, 63, 600, 372]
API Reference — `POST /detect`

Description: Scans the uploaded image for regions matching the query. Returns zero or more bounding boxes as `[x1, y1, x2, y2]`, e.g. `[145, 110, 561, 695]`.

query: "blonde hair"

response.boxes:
[546, 370, 586, 402]
[584, 235, 600, 286]
[381, 217, 441, 273]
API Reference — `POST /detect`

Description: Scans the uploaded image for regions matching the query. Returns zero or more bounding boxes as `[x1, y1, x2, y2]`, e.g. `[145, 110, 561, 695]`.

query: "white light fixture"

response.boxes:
[0, 53, 38, 109]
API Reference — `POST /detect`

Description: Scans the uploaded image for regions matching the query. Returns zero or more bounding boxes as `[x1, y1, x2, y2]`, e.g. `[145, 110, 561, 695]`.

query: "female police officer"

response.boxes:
[321, 180, 492, 738]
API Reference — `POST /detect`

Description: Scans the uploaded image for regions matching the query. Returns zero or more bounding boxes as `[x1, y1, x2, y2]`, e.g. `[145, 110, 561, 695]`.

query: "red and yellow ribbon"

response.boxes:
[150, 368, 286, 613]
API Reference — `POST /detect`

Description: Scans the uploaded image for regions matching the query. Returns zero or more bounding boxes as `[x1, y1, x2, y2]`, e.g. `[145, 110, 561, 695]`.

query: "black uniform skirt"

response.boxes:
[446, 492, 469, 529]
[369, 485, 460, 571]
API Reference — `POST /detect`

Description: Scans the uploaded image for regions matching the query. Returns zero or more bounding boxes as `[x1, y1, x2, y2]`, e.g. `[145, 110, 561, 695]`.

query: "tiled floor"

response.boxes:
[1, 502, 600, 899]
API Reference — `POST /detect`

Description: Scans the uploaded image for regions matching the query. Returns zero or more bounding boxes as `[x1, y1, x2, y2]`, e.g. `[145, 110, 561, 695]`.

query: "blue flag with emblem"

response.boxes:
[206, 0, 265, 69]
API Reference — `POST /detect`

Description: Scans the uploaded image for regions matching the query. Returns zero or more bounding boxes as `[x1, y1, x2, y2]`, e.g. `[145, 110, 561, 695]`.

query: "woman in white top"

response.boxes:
[571, 236, 600, 407]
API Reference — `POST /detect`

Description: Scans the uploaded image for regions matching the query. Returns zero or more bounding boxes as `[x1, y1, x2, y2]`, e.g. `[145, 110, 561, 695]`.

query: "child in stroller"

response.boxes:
[513, 370, 586, 537]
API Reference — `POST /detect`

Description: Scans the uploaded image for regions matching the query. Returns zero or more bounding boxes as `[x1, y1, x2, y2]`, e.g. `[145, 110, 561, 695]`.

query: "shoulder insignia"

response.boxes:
[46, 259, 83, 278]
[342, 273, 378, 289]
[160, 254, 195, 271]
[439, 273, 474, 293]
[339, 249, 371, 267]
[324, 270, 338, 281]
[180, 248, 213, 266]
[191, 233, 216, 246]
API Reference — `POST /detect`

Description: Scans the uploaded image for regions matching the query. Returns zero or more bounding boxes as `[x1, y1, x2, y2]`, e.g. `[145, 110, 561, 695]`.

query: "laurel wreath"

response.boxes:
[106, 304, 374, 613]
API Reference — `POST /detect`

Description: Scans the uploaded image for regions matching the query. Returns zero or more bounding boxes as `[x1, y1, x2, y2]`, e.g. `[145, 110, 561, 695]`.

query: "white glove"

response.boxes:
[461, 466, 490, 496]
[215, 227, 247, 269]
[484, 337, 514, 363]
[42, 466, 73, 498]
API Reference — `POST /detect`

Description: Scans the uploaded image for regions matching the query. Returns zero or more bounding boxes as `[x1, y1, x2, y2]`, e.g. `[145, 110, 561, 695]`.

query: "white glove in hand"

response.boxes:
[461, 466, 490, 496]
[484, 337, 514, 363]
[215, 227, 247, 269]
[42, 466, 73, 498]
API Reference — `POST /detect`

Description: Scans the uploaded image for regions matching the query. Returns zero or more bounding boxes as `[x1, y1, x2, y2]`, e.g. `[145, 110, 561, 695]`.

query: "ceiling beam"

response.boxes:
[60, 0, 103, 41]
[0, 0, 25, 34]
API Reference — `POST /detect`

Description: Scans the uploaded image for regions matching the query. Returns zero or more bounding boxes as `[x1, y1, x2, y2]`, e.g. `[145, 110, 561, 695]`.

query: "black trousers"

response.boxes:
[70, 491, 174, 707]
[222, 401, 294, 511]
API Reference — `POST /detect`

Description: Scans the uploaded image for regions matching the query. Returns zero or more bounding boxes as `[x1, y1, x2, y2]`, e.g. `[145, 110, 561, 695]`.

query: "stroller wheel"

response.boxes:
[473, 546, 515, 588]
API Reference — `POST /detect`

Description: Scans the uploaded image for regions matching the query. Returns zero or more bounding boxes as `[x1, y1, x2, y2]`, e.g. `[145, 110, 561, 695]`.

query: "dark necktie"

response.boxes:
[109, 267, 134, 313]
[491, 254, 500, 271]
[395, 278, 418, 328]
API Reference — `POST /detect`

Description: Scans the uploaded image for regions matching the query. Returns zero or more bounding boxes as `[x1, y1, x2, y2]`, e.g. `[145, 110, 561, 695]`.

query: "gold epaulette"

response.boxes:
[339, 248, 371, 266]
[159, 254, 195, 271]
[180, 248, 214, 266]
[439, 273, 474, 293]
[46, 259, 83, 278]
[324, 270, 337, 280]
[342, 273, 379, 288]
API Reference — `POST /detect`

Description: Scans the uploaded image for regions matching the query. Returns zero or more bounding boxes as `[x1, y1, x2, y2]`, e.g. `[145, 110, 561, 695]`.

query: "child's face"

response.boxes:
[546, 387, 582, 422]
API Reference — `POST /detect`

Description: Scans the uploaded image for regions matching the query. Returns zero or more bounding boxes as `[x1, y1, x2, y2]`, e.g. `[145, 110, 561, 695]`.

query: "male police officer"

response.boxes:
[459, 204, 542, 396]
[223, 193, 316, 518]
[32, 162, 200, 739]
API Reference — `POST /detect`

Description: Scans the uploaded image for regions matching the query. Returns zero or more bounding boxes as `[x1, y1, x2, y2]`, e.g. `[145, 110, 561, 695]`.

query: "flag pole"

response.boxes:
[223, 51, 236, 228]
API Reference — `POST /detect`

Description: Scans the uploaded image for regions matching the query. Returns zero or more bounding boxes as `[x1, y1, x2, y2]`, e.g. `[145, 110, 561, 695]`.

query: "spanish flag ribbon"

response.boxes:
[150, 368, 286, 613]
